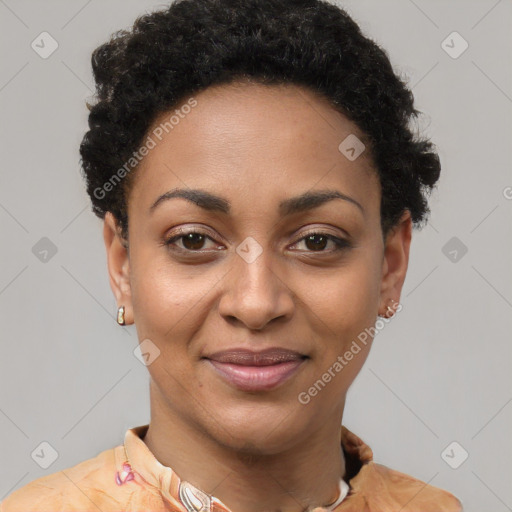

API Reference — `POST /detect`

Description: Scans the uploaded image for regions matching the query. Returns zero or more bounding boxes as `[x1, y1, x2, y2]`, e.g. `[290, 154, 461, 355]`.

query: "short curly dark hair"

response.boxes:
[79, 0, 440, 243]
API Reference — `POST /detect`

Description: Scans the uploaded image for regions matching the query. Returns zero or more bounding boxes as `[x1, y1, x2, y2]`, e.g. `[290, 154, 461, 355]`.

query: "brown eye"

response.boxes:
[304, 234, 329, 251]
[292, 232, 350, 253]
[181, 232, 207, 250]
[164, 230, 219, 252]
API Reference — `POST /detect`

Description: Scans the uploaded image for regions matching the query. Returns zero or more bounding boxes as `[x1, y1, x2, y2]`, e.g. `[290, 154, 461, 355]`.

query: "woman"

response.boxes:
[1, 0, 463, 510]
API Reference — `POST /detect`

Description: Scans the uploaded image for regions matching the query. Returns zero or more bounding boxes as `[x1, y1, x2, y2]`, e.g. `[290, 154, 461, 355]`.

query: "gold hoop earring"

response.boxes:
[117, 305, 126, 326]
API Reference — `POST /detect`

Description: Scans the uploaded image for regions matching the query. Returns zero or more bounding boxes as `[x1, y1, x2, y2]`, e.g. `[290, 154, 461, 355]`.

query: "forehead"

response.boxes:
[127, 81, 380, 220]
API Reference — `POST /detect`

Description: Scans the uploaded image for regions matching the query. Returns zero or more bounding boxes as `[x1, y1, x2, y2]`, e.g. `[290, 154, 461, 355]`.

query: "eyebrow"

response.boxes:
[149, 187, 364, 216]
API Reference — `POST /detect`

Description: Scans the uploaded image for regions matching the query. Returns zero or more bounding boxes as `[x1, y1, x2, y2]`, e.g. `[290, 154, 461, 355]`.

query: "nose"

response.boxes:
[217, 244, 295, 331]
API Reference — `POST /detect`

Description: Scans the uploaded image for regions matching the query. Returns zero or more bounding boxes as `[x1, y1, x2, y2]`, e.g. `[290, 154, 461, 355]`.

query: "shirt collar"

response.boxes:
[122, 424, 373, 511]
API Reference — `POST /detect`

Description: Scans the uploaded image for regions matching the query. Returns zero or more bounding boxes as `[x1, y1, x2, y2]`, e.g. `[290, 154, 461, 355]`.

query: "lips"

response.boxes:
[204, 348, 307, 391]
[207, 348, 305, 365]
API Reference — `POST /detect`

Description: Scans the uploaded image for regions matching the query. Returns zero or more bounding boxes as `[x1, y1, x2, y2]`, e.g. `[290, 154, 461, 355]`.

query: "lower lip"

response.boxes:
[207, 359, 305, 391]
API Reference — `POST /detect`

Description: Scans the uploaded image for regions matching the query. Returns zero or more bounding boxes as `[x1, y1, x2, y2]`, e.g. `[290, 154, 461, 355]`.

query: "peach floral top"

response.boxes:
[1, 424, 463, 511]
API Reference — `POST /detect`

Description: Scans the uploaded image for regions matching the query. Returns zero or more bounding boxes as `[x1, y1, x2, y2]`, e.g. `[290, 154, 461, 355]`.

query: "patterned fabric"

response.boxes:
[1, 424, 463, 511]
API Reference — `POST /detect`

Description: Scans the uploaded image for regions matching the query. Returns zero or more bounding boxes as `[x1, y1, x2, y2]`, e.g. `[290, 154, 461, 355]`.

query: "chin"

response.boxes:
[204, 401, 312, 455]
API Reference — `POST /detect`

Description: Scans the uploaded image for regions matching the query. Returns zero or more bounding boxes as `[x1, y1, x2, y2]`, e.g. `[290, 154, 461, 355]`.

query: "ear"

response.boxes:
[103, 212, 133, 325]
[379, 210, 412, 311]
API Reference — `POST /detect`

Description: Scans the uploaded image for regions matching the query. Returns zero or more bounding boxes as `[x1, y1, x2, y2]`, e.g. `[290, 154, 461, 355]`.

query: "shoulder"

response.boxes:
[347, 461, 463, 511]
[0, 445, 127, 512]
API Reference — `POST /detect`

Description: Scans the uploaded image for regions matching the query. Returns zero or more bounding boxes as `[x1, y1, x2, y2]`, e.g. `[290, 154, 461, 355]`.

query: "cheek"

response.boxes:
[130, 265, 203, 395]
[130, 244, 206, 327]
[129, 252, 226, 389]
[297, 253, 380, 396]
[305, 252, 382, 342]
[129, 254, 201, 355]
[131, 269, 177, 336]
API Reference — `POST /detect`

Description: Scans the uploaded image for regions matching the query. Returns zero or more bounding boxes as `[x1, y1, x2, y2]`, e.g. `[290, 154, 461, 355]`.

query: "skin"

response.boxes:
[103, 81, 412, 512]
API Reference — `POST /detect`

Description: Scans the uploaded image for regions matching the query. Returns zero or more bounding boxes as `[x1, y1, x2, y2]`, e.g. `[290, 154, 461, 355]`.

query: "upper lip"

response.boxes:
[205, 348, 306, 366]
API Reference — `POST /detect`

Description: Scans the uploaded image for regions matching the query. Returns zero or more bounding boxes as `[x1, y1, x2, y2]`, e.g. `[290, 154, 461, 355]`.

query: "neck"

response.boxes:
[143, 382, 347, 512]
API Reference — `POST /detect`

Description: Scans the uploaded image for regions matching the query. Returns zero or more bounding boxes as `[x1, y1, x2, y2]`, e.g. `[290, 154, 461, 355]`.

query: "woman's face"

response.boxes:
[104, 81, 411, 453]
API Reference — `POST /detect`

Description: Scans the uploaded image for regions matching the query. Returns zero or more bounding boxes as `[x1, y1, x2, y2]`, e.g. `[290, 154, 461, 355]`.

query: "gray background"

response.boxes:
[1, 1, 511, 510]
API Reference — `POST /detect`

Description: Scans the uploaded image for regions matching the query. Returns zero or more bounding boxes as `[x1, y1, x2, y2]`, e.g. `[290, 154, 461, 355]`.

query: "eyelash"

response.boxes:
[163, 229, 351, 254]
